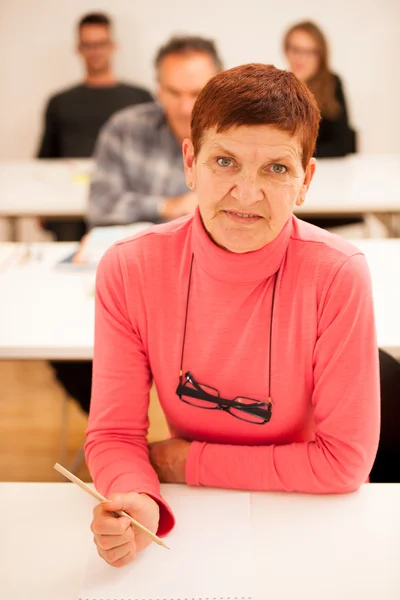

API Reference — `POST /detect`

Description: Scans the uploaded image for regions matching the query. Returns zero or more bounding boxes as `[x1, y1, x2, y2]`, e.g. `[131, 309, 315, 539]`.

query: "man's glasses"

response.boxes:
[176, 371, 272, 425]
[79, 41, 111, 51]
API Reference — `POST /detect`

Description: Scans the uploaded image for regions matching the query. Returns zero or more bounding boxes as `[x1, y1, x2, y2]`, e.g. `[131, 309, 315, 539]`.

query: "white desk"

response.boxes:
[1, 482, 399, 600]
[299, 153, 400, 216]
[0, 154, 400, 231]
[0, 159, 91, 241]
[0, 243, 93, 360]
[350, 239, 400, 357]
[0, 159, 91, 218]
[0, 239, 399, 360]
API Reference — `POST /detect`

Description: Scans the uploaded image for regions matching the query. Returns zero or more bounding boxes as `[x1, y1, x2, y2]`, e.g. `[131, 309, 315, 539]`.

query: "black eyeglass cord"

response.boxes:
[179, 252, 279, 403]
[179, 253, 195, 383]
[268, 267, 278, 403]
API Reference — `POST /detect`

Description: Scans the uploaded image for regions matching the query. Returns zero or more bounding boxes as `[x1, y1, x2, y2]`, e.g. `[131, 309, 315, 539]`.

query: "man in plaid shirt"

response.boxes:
[88, 35, 222, 228]
[57, 36, 222, 417]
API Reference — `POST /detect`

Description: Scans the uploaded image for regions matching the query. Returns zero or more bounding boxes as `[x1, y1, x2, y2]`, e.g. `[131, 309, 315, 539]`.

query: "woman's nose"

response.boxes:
[230, 174, 264, 204]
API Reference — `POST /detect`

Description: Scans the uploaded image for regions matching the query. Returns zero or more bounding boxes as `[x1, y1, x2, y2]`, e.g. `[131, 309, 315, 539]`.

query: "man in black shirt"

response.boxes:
[37, 13, 151, 416]
[37, 12, 152, 241]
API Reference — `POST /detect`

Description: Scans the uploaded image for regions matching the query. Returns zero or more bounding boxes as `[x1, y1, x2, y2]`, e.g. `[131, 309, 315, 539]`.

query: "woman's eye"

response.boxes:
[269, 164, 287, 174]
[216, 157, 233, 167]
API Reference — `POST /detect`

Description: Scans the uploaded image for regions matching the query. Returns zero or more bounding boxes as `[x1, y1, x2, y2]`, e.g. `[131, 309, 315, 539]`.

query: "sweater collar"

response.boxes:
[191, 207, 292, 283]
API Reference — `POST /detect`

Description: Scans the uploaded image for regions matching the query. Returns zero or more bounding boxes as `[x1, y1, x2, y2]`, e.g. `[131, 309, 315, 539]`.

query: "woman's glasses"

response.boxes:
[176, 371, 272, 425]
[286, 44, 320, 58]
[177, 254, 278, 426]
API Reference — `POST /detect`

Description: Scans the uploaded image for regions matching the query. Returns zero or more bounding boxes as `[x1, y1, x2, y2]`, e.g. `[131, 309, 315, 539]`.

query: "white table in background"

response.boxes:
[0, 159, 91, 240]
[351, 239, 400, 357]
[0, 242, 93, 360]
[299, 153, 400, 217]
[1, 154, 400, 239]
[0, 242, 94, 466]
[1, 239, 400, 360]
[0, 482, 399, 600]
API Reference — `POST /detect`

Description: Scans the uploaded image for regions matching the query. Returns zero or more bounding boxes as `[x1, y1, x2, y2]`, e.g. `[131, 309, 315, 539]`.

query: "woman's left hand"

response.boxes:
[149, 438, 191, 483]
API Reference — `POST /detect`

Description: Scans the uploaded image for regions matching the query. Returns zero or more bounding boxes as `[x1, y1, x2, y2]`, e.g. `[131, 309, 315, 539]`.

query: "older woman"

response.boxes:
[86, 64, 380, 568]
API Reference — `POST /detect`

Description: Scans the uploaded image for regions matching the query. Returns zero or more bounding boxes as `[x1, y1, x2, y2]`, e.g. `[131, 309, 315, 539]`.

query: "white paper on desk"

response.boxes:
[79, 489, 252, 600]
[75, 223, 153, 265]
[56, 223, 153, 270]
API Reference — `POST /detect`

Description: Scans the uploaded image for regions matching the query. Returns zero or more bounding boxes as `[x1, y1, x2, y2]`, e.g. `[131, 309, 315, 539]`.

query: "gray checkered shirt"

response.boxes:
[88, 102, 188, 227]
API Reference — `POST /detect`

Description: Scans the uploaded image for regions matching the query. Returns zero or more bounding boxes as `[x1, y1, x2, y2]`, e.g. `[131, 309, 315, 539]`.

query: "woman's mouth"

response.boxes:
[223, 210, 262, 224]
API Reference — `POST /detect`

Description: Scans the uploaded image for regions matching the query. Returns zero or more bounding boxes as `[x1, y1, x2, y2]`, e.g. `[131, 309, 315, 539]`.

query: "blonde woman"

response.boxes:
[284, 21, 355, 158]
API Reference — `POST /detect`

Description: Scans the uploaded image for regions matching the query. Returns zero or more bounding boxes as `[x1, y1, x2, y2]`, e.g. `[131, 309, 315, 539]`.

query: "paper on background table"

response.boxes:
[0, 244, 23, 271]
[79, 488, 253, 600]
[72, 222, 153, 265]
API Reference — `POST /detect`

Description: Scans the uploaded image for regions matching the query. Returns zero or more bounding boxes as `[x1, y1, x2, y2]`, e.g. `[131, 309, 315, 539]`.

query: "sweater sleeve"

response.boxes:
[85, 244, 175, 536]
[316, 76, 353, 158]
[186, 254, 380, 494]
[37, 97, 60, 158]
[87, 119, 165, 227]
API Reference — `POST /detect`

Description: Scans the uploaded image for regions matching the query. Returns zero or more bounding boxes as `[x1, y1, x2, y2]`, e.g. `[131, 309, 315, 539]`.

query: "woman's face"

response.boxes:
[285, 30, 320, 82]
[183, 125, 316, 254]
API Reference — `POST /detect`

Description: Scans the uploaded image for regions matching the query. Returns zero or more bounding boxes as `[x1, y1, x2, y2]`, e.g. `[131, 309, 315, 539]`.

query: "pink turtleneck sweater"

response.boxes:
[85, 209, 380, 536]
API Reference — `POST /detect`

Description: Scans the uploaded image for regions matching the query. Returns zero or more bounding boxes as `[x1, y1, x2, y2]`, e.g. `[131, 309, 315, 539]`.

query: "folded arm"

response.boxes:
[185, 254, 380, 494]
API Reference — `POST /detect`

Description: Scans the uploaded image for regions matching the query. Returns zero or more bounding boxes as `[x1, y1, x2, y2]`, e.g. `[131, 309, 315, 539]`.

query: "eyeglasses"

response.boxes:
[286, 44, 319, 58]
[176, 253, 279, 425]
[176, 371, 272, 424]
[79, 41, 111, 51]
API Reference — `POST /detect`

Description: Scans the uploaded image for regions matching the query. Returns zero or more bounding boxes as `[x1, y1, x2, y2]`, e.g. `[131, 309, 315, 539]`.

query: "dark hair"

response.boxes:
[155, 35, 222, 72]
[78, 12, 111, 29]
[284, 21, 341, 120]
[191, 63, 321, 170]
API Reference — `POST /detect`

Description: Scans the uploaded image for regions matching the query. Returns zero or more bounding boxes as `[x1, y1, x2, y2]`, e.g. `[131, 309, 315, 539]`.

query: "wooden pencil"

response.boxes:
[54, 463, 169, 550]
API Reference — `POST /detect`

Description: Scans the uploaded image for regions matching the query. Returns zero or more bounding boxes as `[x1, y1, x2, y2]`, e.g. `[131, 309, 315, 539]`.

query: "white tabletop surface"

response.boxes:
[0, 243, 94, 359]
[0, 154, 400, 218]
[0, 238, 399, 360]
[300, 153, 400, 215]
[0, 482, 399, 600]
[354, 238, 400, 356]
[0, 159, 91, 217]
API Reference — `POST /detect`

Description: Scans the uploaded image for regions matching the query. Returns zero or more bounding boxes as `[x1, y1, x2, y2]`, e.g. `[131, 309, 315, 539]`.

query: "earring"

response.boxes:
[187, 181, 193, 189]
[299, 197, 305, 205]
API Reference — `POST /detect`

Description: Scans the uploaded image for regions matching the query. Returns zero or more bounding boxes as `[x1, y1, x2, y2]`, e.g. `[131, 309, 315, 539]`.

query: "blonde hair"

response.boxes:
[284, 21, 341, 120]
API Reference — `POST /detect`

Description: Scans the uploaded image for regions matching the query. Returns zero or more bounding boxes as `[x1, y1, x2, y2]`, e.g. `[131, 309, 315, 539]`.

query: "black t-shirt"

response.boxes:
[37, 83, 152, 158]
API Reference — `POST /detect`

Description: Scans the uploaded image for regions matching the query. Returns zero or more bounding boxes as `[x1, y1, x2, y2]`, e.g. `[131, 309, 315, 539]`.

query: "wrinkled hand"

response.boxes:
[149, 438, 191, 483]
[91, 492, 160, 568]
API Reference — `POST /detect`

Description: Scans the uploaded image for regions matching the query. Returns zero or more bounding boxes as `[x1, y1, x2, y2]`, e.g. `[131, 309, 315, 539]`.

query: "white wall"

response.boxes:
[0, 0, 399, 158]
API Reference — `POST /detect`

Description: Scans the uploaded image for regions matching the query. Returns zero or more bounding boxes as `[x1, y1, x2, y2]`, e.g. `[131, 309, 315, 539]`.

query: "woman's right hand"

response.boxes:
[91, 492, 160, 568]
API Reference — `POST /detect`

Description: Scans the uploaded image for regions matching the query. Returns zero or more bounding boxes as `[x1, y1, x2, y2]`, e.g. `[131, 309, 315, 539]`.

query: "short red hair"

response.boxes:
[191, 63, 320, 169]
